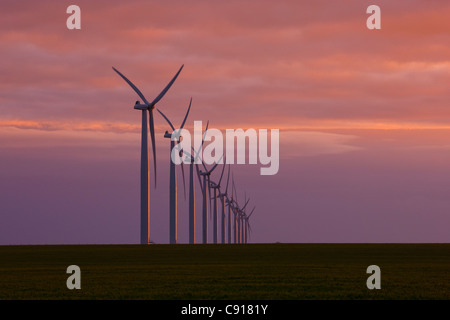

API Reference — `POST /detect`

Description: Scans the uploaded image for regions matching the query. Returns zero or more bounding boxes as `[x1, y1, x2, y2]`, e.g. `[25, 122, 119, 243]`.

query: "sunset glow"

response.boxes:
[2, 0, 450, 244]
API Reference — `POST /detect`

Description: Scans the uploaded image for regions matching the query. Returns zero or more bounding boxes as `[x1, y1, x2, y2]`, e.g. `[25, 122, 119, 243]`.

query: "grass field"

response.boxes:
[0, 244, 449, 300]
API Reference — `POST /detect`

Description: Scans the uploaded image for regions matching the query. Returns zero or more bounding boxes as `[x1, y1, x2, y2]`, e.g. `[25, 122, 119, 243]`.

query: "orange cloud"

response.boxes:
[2, 0, 450, 133]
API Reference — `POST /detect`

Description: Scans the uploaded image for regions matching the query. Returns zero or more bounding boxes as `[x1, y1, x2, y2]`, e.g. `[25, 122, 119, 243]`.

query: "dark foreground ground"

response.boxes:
[0, 244, 449, 299]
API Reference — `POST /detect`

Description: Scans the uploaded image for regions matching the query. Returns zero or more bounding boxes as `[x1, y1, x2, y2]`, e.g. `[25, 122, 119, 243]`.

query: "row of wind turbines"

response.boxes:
[112, 65, 256, 244]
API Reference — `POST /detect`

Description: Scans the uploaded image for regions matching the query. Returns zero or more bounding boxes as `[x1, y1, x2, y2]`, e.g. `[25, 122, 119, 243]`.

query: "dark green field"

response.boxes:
[0, 244, 449, 300]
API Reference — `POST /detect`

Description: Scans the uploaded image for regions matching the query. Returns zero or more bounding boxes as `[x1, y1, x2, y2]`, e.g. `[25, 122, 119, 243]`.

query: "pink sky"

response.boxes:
[1, 1, 450, 244]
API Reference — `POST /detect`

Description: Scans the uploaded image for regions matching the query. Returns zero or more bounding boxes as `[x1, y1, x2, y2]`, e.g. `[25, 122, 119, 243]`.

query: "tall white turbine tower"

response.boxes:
[237, 211, 242, 244]
[245, 206, 256, 244]
[199, 161, 221, 244]
[178, 122, 209, 244]
[242, 213, 246, 244]
[215, 164, 229, 244]
[157, 99, 192, 244]
[241, 196, 250, 243]
[209, 163, 226, 244]
[201, 172, 209, 243]
[219, 165, 231, 244]
[222, 165, 232, 244]
[231, 174, 238, 244]
[232, 206, 238, 244]
[212, 184, 219, 244]
[113, 65, 183, 244]
[231, 175, 249, 244]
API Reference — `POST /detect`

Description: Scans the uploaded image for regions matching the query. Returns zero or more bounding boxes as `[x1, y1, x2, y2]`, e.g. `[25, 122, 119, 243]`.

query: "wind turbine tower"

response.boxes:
[112, 65, 183, 244]
[157, 99, 191, 244]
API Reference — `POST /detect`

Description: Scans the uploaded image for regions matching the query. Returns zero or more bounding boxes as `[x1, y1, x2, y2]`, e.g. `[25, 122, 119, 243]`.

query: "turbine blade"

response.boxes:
[207, 154, 224, 174]
[196, 164, 204, 194]
[149, 109, 157, 187]
[225, 164, 231, 194]
[150, 64, 184, 106]
[242, 198, 250, 211]
[218, 161, 226, 186]
[244, 192, 247, 209]
[182, 148, 193, 161]
[194, 120, 209, 164]
[180, 97, 192, 130]
[201, 157, 208, 173]
[209, 162, 219, 174]
[156, 108, 176, 132]
[249, 206, 256, 218]
[232, 173, 238, 205]
[112, 67, 150, 105]
[191, 146, 208, 174]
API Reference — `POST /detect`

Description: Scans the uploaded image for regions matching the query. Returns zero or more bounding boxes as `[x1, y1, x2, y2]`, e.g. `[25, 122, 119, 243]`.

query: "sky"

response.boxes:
[1, 0, 450, 244]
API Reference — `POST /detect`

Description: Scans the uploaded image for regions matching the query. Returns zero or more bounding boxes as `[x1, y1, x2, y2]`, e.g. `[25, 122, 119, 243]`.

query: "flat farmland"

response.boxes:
[0, 244, 448, 299]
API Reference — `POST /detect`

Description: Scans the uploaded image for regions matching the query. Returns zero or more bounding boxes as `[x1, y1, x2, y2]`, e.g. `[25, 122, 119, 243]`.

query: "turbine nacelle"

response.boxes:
[163, 131, 183, 144]
[209, 181, 219, 188]
[165, 130, 182, 141]
[134, 101, 152, 110]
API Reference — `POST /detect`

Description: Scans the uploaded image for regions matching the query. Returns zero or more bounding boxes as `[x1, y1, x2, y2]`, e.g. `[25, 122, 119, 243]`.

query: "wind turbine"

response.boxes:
[237, 211, 242, 244]
[242, 213, 246, 244]
[112, 65, 183, 245]
[231, 174, 238, 244]
[231, 174, 248, 244]
[199, 159, 222, 244]
[245, 206, 256, 244]
[209, 162, 226, 244]
[241, 194, 250, 244]
[157, 99, 191, 244]
[235, 197, 249, 244]
[181, 121, 209, 244]
[226, 167, 232, 244]
[218, 164, 231, 244]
